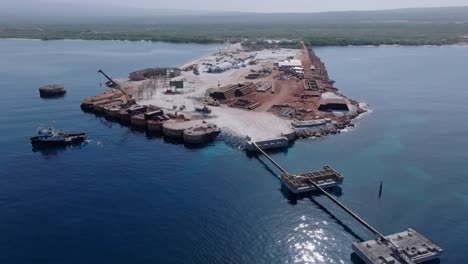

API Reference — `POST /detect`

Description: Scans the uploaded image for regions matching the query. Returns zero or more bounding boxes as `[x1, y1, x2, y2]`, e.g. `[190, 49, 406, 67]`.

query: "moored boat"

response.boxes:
[30, 127, 86, 146]
[39, 85, 66, 98]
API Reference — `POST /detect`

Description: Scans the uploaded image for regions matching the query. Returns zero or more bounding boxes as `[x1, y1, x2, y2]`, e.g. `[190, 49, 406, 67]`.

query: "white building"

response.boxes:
[278, 59, 303, 68]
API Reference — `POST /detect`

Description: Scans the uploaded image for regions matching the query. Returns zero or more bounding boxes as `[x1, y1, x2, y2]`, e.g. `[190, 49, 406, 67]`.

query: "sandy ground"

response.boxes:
[208, 106, 294, 141]
[136, 43, 301, 141]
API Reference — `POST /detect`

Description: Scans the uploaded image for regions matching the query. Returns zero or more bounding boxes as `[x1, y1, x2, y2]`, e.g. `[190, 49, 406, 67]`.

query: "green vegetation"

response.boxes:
[1, 23, 467, 46]
[242, 40, 302, 50]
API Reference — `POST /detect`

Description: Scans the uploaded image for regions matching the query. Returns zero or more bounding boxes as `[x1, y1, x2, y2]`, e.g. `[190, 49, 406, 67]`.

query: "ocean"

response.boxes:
[0, 39, 467, 263]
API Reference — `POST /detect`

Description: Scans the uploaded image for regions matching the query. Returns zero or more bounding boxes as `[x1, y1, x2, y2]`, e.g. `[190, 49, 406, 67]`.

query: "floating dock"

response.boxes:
[245, 137, 289, 151]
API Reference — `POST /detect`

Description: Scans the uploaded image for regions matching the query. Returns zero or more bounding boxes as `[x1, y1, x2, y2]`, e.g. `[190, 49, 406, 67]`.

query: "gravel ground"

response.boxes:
[137, 43, 300, 141]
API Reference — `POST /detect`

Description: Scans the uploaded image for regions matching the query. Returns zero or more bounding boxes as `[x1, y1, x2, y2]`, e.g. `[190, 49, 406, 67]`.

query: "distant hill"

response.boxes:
[1, 3, 468, 25]
[2, 4, 468, 46]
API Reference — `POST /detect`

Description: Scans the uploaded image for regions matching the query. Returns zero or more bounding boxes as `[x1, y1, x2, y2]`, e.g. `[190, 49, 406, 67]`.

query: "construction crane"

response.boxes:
[97, 69, 135, 105]
[98, 69, 118, 88]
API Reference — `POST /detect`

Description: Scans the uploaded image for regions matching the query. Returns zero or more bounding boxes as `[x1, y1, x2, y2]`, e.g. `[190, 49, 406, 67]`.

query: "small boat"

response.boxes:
[30, 127, 86, 146]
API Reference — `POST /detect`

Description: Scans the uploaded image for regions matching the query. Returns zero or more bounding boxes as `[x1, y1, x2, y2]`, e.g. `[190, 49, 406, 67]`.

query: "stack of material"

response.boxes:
[302, 90, 321, 98]
[246, 73, 260, 79]
[80, 89, 130, 112]
[303, 79, 324, 91]
[256, 82, 272, 92]
[209, 82, 256, 100]
[231, 99, 261, 110]
[129, 68, 181, 81]
[234, 83, 256, 97]
[144, 109, 165, 120]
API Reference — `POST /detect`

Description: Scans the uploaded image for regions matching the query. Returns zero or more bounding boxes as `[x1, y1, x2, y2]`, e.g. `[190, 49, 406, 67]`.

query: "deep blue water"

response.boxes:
[1, 40, 467, 263]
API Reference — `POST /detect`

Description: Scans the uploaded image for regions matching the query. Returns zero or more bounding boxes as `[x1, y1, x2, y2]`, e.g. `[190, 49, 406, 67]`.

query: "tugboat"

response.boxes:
[30, 127, 86, 146]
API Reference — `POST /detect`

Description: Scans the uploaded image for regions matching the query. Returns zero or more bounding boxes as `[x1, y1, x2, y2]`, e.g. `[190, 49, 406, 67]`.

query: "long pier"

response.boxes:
[251, 141, 443, 264]
[251, 142, 288, 173]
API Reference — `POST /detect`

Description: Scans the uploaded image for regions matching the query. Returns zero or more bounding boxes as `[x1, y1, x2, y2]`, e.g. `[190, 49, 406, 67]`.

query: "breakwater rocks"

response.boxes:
[81, 88, 365, 149]
[81, 96, 220, 146]
[291, 117, 360, 139]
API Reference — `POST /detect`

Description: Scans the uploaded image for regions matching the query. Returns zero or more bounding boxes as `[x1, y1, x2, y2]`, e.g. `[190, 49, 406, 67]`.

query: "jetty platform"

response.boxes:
[281, 166, 344, 193]
[353, 228, 443, 264]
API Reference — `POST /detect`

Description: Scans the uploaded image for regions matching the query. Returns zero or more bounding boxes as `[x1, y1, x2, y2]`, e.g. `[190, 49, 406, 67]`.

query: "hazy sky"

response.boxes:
[47, 0, 468, 12]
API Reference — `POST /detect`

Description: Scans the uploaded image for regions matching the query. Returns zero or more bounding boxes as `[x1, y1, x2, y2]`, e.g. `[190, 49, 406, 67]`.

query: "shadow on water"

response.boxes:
[350, 253, 366, 264]
[184, 141, 216, 150]
[39, 94, 67, 100]
[32, 142, 87, 157]
[163, 136, 184, 145]
[255, 156, 282, 179]
[251, 150, 367, 252]
[244, 147, 290, 159]
[282, 186, 343, 204]
[308, 195, 364, 242]
[129, 126, 147, 134]
[98, 116, 115, 129]
[145, 131, 163, 139]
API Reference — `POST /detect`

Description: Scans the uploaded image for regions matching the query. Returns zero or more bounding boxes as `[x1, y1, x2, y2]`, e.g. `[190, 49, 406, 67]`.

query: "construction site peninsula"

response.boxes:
[82, 41, 368, 150]
[81, 40, 446, 264]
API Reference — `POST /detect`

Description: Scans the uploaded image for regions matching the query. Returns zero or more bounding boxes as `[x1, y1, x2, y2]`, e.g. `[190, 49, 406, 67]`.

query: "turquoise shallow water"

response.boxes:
[0, 40, 467, 263]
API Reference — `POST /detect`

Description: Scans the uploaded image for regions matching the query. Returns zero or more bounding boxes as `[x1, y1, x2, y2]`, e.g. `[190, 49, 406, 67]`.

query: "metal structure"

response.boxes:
[98, 69, 118, 87]
[98, 69, 135, 104]
[251, 141, 442, 264]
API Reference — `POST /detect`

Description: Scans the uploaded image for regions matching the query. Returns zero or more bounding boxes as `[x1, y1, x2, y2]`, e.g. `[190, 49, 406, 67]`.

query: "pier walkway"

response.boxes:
[251, 142, 443, 264]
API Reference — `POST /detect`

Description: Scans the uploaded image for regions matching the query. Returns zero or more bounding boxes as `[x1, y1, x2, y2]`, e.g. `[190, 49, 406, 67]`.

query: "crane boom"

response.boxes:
[97, 69, 135, 105]
[98, 69, 118, 87]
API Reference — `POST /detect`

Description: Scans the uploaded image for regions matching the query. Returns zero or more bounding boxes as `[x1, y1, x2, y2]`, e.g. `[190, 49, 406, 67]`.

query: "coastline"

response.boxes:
[1, 37, 467, 47]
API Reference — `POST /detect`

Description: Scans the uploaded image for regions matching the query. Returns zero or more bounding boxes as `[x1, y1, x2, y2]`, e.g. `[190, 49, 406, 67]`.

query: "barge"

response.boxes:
[245, 137, 289, 151]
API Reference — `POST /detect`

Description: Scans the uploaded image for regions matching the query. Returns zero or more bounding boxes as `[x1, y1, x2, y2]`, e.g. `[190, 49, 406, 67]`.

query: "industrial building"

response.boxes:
[276, 59, 305, 77]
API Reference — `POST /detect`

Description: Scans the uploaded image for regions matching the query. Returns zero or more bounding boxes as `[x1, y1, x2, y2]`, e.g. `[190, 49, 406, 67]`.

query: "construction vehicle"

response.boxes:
[195, 105, 211, 114]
